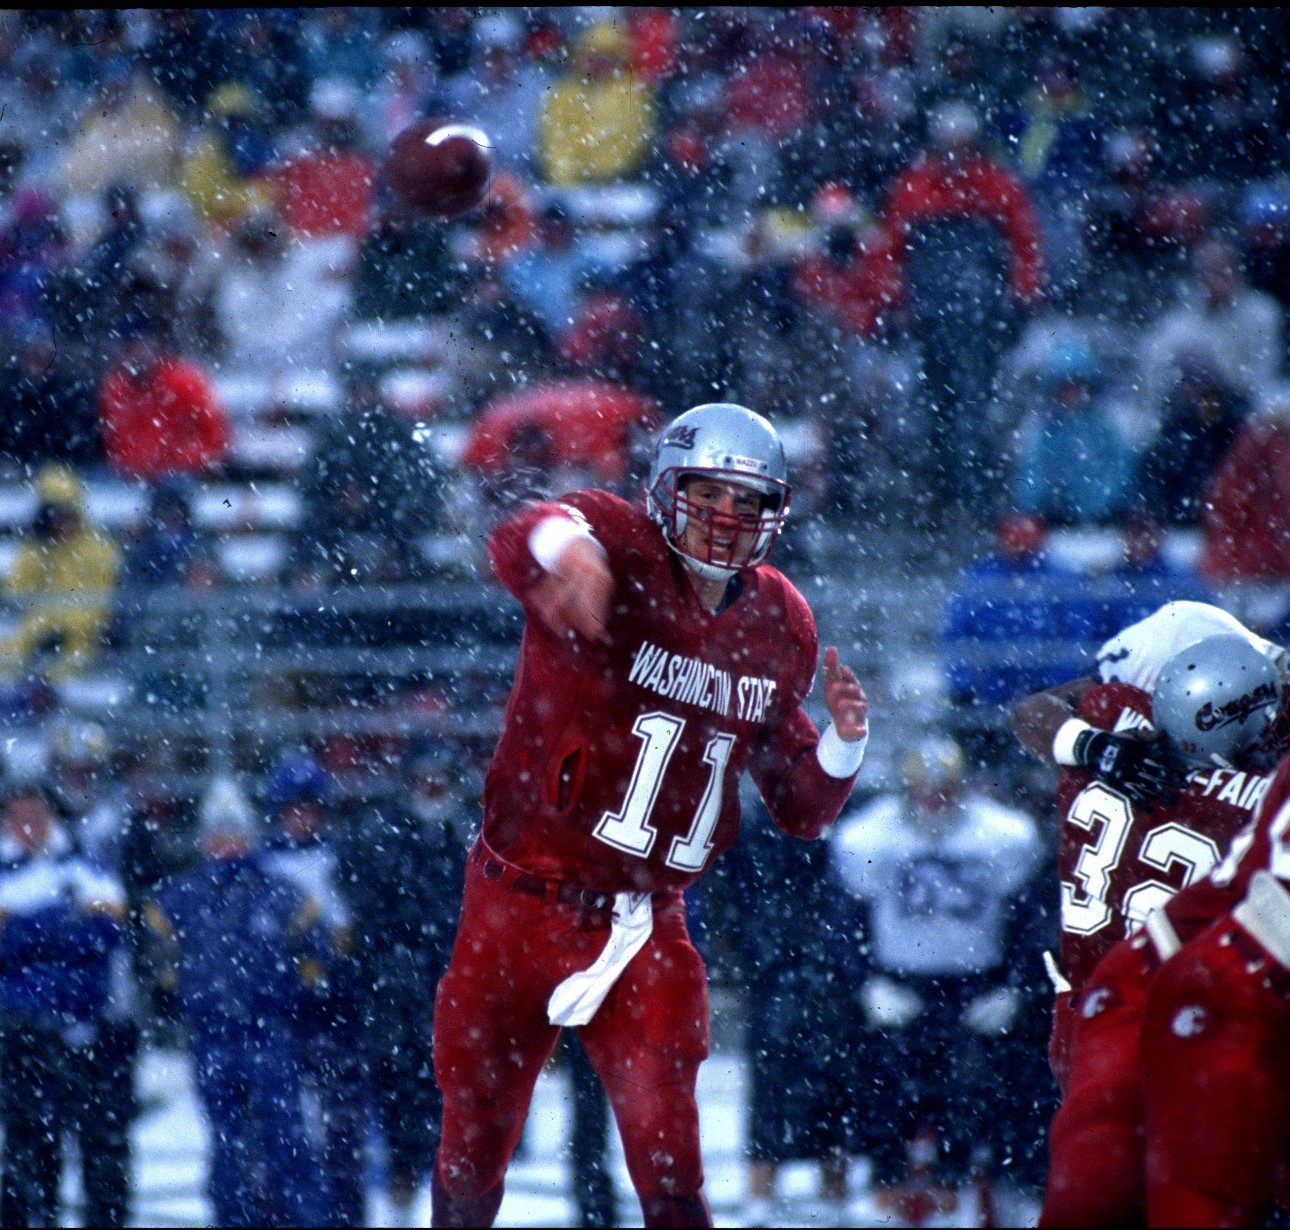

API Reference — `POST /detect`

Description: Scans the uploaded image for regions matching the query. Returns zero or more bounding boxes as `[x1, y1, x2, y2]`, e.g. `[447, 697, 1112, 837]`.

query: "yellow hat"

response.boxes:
[34, 464, 84, 511]
[577, 22, 627, 58]
[207, 81, 263, 120]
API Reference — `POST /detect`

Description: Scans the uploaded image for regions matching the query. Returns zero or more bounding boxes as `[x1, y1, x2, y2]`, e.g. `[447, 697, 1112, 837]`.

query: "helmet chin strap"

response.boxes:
[677, 551, 738, 583]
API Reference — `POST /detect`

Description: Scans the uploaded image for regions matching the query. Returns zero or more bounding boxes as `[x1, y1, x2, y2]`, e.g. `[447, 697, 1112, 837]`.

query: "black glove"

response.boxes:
[1073, 728, 1190, 807]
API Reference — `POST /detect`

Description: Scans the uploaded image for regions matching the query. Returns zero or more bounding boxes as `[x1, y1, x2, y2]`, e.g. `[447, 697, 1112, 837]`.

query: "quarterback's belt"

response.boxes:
[470, 839, 655, 1025]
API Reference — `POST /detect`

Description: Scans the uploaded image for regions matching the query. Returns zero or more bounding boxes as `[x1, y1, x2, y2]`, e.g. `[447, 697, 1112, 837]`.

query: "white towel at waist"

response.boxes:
[547, 891, 654, 1027]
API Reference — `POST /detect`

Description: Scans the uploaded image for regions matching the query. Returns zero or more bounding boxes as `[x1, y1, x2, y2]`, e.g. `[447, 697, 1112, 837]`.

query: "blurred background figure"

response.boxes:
[0, 464, 121, 681]
[46, 717, 142, 1229]
[1198, 381, 1290, 584]
[539, 22, 655, 186]
[1140, 236, 1282, 421]
[879, 100, 1044, 518]
[96, 316, 231, 481]
[260, 749, 366, 1229]
[0, 319, 99, 473]
[1133, 359, 1248, 527]
[338, 733, 470, 1227]
[144, 774, 325, 1229]
[720, 784, 855, 1228]
[831, 735, 1042, 1218]
[1008, 341, 1136, 526]
[115, 478, 221, 714]
[0, 778, 128, 1227]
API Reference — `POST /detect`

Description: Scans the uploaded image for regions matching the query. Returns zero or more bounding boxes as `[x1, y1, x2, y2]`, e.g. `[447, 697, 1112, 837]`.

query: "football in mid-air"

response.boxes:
[385, 120, 493, 220]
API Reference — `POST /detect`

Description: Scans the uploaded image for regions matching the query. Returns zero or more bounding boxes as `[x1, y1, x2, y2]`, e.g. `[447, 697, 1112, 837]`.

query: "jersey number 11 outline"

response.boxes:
[594, 710, 735, 873]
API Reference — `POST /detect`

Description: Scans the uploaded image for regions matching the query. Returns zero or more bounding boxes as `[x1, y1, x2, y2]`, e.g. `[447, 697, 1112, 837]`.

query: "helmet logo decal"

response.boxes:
[1195, 681, 1279, 731]
[663, 425, 698, 450]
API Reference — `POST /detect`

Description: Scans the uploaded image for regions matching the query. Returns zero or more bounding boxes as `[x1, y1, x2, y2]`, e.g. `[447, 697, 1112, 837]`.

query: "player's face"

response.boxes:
[677, 476, 766, 572]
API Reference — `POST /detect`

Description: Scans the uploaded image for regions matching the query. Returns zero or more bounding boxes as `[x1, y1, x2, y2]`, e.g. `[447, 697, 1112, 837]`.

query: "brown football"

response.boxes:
[385, 120, 493, 220]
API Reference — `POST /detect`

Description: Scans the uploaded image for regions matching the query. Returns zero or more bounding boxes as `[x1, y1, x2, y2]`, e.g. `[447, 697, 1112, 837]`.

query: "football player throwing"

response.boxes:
[431, 403, 869, 1229]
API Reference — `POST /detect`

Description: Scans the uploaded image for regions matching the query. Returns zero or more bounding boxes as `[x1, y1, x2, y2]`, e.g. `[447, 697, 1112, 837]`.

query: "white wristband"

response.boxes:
[1053, 717, 1094, 766]
[816, 723, 867, 779]
[529, 515, 597, 571]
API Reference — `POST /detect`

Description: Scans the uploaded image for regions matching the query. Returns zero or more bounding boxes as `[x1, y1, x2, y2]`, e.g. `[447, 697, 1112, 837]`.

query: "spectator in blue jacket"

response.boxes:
[1009, 342, 1137, 525]
[261, 749, 367, 1229]
[941, 512, 1096, 710]
[145, 775, 325, 1229]
[0, 779, 127, 1228]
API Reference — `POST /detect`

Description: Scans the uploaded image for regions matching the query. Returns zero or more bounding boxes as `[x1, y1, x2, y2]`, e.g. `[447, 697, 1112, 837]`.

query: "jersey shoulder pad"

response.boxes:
[834, 795, 901, 848]
[967, 797, 1039, 846]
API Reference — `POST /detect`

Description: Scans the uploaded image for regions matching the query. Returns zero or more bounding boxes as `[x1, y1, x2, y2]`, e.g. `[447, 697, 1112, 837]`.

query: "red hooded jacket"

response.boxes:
[99, 355, 231, 479]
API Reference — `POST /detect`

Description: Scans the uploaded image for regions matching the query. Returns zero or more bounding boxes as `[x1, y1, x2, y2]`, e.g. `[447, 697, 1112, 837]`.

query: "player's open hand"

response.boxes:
[823, 646, 868, 741]
[529, 535, 613, 645]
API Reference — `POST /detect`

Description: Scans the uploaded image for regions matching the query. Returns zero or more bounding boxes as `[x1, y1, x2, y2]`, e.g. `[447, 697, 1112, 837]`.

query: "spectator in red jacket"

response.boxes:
[1199, 382, 1290, 582]
[791, 183, 902, 338]
[876, 101, 1045, 518]
[880, 101, 1044, 310]
[97, 318, 231, 480]
[268, 79, 376, 243]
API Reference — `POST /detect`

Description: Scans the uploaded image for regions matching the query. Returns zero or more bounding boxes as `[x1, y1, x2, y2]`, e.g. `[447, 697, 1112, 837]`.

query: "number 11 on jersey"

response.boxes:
[594, 710, 736, 873]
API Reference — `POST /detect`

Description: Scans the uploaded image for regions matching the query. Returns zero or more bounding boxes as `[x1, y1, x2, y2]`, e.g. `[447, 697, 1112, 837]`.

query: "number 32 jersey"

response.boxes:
[1056, 681, 1272, 990]
[483, 490, 859, 894]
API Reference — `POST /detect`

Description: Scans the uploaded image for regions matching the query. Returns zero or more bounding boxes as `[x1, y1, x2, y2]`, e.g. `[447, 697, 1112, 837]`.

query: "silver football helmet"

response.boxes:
[645, 403, 790, 581]
[1152, 633, 1283, 768]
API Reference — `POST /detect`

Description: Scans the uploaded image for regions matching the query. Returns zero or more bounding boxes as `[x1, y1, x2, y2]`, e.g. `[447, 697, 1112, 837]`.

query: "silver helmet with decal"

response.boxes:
[645, 402, 790, 581]
[1152, 633, 1282, 768]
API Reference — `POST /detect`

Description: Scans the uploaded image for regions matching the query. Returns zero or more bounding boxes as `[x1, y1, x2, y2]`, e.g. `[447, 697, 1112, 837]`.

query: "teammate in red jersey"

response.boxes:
[430, 403, 869, 1229]
[1007, 600, 1285, 1088]
[1038, 634, 1281, 1227]
[1141, 737, 1290, 1225]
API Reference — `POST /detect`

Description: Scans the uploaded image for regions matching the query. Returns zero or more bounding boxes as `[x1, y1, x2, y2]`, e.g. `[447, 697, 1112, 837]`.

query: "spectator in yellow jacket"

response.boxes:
[178, 82, 278, 231]
[1, 466, 121, 681]
[538, 22, 654, 186]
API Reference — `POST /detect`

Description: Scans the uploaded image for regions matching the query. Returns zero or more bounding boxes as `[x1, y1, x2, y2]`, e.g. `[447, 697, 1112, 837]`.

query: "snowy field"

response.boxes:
[41, 1044, 1046, 1228]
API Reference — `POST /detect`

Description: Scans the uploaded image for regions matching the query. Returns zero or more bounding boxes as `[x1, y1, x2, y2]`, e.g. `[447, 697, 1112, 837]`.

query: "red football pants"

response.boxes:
[1142, 918, 1290, 1228]
[1041, 936, 1157, 1228]
[433, 851, 710, 1222]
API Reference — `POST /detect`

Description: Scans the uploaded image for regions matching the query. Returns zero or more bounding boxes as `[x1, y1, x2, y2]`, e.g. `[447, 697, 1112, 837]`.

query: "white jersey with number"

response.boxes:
[1096, 600, 1283, 693]
[831, 794, 1041, 977]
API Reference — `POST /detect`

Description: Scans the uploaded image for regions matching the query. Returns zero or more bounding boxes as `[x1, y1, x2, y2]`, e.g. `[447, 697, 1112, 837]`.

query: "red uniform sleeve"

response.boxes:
[747, 577, 857, 839]
[486, 489, 644, 603]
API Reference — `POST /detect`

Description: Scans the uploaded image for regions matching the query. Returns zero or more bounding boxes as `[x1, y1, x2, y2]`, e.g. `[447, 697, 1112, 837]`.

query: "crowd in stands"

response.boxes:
[0, 6, 1290, 1224]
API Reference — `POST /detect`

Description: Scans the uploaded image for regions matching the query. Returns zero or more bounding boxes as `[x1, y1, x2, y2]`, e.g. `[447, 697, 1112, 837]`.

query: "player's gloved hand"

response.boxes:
[962, 985, 1021, 1036]
[1071, 727, 1190, 807]
[859, 975, 923, 1030]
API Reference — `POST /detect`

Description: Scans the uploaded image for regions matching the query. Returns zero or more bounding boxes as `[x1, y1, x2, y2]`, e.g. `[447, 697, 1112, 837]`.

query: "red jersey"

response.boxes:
[483, 490, 857, 894]
[1056, 682, 1271, 989]
[1210, 751, 1290, 902]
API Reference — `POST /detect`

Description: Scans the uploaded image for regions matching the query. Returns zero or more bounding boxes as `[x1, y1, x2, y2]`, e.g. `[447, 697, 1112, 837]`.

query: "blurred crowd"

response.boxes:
[1, 6, 1290, 1225]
